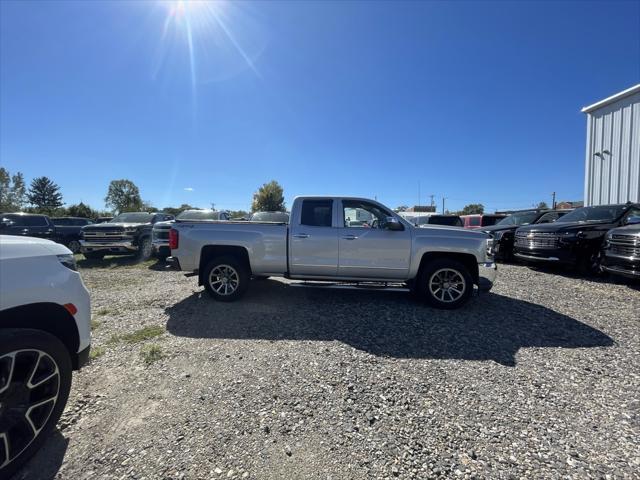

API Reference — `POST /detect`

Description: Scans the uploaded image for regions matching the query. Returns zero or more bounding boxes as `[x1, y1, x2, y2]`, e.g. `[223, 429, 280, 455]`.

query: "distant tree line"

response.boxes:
[1, 169, 288, 220]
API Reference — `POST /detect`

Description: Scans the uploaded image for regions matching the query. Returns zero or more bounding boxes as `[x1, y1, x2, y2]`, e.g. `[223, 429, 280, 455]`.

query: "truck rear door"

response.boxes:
[288, 198, 339, 276]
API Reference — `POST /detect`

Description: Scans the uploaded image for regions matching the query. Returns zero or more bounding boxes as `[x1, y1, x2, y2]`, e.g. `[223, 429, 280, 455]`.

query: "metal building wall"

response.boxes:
[584, 89, 640, 206]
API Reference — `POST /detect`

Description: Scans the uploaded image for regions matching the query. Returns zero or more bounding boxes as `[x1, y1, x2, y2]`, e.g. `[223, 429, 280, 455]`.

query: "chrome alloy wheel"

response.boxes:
[208, 264, 240, 296]
[428, 268, 467, 303]
[0, 350, 60, 469]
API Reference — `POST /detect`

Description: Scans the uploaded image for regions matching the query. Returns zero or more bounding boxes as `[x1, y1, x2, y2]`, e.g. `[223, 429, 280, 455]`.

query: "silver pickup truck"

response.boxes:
[170, 196, 497, 309]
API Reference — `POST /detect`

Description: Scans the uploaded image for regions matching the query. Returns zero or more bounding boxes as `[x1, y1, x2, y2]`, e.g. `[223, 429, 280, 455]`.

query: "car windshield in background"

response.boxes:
[111, 213, 154, 224]
[496, 212, 539, 226]
[250, 212, 289, 222]
[177, 210, 219, 221]
[556, 205, 627, 223]
[481, 215, 505, 226]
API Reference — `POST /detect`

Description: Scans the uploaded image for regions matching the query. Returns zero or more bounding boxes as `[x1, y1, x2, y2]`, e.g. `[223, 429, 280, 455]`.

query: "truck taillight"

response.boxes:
[169, 228, 179, 249]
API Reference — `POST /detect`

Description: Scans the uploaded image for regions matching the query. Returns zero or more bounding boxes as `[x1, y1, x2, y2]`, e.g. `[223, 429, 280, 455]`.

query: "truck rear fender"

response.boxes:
[198, 245, 252, 286]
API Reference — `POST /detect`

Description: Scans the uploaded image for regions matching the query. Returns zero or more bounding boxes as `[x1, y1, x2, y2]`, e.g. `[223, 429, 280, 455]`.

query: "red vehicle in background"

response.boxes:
[461, 214, 507, 229]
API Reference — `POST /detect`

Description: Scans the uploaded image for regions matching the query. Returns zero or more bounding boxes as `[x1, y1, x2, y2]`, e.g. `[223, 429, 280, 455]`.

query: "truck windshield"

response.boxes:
[177, 210, 219, 220]
[555, 205, 627, 223]
[496, 211, 539, 226]
[111, 213, 154, 224]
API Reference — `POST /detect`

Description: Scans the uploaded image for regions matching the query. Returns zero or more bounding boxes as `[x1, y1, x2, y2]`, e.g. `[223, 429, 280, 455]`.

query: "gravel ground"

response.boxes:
[11, 259, 640, 480]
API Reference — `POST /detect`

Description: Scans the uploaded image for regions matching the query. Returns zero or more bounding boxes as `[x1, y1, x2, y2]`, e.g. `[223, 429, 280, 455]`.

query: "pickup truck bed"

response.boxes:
[171, 196, 497, 309]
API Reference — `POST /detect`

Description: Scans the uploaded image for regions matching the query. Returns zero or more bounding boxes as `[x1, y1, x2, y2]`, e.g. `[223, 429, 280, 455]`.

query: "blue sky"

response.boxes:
[1, 0, 639, 213]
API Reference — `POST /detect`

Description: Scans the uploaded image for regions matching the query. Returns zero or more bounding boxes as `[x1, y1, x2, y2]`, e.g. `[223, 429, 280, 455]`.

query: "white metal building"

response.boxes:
[582, 84, 640, 206]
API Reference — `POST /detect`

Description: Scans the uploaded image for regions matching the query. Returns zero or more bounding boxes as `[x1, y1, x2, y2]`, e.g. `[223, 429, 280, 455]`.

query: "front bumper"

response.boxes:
[603, 254, 640, 279]
[80, 240, 138, 253]
[477, 262, 497, 292]
[513, 247, 576, 265]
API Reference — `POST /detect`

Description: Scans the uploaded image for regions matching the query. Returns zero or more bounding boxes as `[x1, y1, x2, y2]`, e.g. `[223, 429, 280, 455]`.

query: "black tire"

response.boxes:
[0, 329, 72, 479]
[417, 258, 473, 309]
[577, 249, 604, 276]
[67, 240, 81, 254]
[83, 252, 104, 260]
[137, 237, 152, 261]
[203, 255, 250, 302]
[156, 255, 169, 262]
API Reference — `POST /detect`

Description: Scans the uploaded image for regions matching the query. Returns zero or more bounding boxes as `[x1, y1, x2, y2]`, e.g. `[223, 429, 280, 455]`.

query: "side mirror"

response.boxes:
[384, 217, 403, 231]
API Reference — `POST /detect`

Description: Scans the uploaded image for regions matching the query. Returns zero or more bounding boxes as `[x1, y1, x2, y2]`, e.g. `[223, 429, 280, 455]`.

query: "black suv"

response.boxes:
[80, 212, 174, 260]
[0, 213, 55, 239]
[51, 216, 93, 253]
[513, 202, 640, 274]
[483, 209, 570, 261]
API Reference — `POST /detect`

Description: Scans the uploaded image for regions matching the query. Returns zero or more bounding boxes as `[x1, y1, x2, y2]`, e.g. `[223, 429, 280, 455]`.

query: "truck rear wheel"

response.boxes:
[203, 256, 250, 302]
[418, 258, 473, 309]
[0, 329, 72, 479]
[138, 237, 152, 261]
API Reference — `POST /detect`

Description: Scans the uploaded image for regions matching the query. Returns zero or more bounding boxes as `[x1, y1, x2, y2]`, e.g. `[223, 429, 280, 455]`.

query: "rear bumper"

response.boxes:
[477, 262, 497, 292]
[80, 240, 138, 253]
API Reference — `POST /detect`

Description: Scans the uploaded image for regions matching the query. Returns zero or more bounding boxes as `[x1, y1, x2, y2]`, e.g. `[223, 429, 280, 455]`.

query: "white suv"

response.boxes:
[0, 235, 91, 477]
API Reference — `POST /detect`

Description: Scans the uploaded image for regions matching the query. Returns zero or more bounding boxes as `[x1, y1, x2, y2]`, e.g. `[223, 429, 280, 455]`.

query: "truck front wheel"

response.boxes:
[203, 256, 250, 302]
[418, 259, 473, 309]
[0, 329, 73, 478]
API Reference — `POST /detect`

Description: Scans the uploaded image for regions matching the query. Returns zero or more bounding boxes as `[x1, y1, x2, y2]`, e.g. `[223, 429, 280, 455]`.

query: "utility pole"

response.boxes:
[418, 182, 421, 207]
[211, 202, 215, 210]
[551, 192, 556, 209]
[442, 197, 447, 214]
[429, 194, 435, 207]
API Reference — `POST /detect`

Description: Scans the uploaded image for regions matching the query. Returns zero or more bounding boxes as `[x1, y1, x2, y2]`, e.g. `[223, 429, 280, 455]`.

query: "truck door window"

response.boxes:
[301, 200, 333, 227]
[343, 200, 390, 228]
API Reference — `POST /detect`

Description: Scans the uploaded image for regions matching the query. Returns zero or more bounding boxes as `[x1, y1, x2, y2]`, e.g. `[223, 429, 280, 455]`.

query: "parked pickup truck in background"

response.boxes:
[513, 203, 640, 274]
[461, 214, 507, 229]
[602, 222, 640, 279]
[170, 196, 497, 309]
[80, 212, 174, 260]
[0, 213, 55, 240]
[51, 216, 93, 253]
[152, 209, 230, 260]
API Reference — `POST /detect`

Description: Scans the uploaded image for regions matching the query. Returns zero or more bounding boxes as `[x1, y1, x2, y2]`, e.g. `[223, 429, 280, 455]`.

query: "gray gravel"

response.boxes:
[12, 260, 640, 479]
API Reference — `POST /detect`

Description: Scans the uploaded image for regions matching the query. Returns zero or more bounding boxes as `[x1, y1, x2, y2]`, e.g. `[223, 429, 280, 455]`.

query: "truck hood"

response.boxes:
[0, 235, 71, 259]
[516, 221, 612, 235]
[607, 224, 640, 236]
[413, 224, 489, 239]
[83, 222, 147, 229]
[481, 224, 519, 234]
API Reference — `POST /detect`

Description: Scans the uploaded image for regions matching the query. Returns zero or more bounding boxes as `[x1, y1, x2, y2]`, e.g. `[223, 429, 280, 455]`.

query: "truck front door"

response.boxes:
[289, 199, 338, 277]
[338, 200, 411, 279]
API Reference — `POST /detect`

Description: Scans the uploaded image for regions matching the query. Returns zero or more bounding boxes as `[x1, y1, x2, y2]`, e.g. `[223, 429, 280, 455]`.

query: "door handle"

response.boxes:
[292, 233, 309, 239]
[342, 235, 358, 240]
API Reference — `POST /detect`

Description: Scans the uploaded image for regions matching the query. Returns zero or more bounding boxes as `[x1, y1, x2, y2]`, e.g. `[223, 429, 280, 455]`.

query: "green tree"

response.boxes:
[251, 180, 285, 212]
[460, 203, 484, 215]
[0, 168, 10, 211]
[67, 202, 98, 219]
[105, 179, 143, 213]
[141, 200, 158, 213]
[9, 172, 27, 211]
[0, 168, 27, 212]
[537, 201, 549, 210]
[27, 176, 63, 214]
[163, 204, 194, 216]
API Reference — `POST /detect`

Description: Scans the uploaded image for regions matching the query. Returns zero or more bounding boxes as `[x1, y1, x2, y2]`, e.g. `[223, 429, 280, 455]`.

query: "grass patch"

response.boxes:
[96, 308, 111, 316]
[91, 319, 102, 330]
[90, 346, 106, 360]
[140, 344, 164, 365]
[108, 325, 165, 345]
